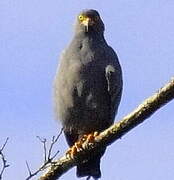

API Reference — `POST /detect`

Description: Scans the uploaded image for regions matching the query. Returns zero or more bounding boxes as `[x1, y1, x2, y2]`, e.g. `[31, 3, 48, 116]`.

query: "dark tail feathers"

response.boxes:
[76, 148, 106, 179]
[77, 157, 101, 179]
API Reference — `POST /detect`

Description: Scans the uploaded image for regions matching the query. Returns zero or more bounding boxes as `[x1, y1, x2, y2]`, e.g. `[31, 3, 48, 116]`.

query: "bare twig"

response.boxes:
[25, 160, 47, 180]
[39, 78, 174, 180]
[47, 128, 63, 161]
[37, 137, 47, 163]
[25, 129, 63, 180]
[26, 161, 32, 177]
[0, 138, 10, 180]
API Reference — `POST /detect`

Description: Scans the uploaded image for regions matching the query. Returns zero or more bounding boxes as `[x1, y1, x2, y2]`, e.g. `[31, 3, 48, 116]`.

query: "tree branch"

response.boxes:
[39, 77, 174, 180]
[25, 129, 63, 180]
[0, 138, 10, 180]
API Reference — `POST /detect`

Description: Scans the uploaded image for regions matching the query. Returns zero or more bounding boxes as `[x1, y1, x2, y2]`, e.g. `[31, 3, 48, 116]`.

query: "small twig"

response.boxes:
[0, 138, 9, 152]
[26, 161, 32, 177]
[25, 160, 50, 180]
[48, 128, 63, 161]
[25, 129, 63, 179]
[37, 136, 47, 163]
[0, 138, 10, 180]
[26, 160, 46, 180]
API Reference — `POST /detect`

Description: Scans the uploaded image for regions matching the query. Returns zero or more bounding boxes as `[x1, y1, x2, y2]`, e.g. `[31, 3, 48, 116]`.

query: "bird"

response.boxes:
[54, 9, 123, 179]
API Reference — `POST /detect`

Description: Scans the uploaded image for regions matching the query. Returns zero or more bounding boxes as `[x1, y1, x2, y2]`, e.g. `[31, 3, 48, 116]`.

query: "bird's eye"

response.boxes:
[78, 15, 84, 21]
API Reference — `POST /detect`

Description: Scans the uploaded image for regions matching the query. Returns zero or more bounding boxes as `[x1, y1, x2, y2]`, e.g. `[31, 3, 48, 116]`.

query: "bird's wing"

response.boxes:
[105, 64, 123, 118]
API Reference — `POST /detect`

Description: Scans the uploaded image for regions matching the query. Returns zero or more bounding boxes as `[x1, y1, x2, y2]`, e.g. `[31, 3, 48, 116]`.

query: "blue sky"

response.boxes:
[1, 0, 174, 179]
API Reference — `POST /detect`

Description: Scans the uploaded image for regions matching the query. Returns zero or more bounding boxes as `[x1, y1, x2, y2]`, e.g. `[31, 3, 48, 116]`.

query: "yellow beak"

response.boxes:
[81, 17, 94, 32]
[82, 17, 90, 27]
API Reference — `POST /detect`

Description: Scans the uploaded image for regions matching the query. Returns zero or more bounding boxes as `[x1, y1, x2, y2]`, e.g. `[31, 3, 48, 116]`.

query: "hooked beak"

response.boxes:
[81, 17, 94, 32]
[82, 17, 90, 26]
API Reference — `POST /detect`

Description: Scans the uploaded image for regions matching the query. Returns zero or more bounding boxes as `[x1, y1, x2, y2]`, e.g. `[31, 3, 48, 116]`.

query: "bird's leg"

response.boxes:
[66, 146, 77, 159]
[86, 131, 99, 143]
[66, 138, 85, 158]
[66, 131, 99, 158]
[82, 131, 99, 144]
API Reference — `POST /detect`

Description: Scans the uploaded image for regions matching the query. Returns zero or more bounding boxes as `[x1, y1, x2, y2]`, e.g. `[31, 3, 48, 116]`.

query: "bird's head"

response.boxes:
[75, 9, 105, 35]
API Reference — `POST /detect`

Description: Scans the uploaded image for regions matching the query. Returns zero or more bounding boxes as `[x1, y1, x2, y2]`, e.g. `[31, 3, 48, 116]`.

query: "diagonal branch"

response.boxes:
[39, 77, 174, 180]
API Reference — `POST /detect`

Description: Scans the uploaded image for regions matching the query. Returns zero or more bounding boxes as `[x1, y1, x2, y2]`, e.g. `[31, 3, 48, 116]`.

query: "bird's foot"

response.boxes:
[66, 131, 99, 159]
[66, 140, 84, 158]
[82, 131, 99, 144]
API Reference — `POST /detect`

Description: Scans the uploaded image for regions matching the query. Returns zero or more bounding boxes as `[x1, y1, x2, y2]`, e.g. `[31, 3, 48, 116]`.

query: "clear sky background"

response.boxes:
[1, 1, 174, 180]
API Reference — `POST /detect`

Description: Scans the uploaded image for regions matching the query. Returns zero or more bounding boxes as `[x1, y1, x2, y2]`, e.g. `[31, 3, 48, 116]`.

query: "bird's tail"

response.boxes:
[77, 157, 101, 179]
[76, 149, 105, 179]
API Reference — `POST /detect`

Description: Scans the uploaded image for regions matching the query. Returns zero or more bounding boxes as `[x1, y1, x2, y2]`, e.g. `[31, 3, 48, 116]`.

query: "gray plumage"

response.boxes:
[54, 9, 123, 179]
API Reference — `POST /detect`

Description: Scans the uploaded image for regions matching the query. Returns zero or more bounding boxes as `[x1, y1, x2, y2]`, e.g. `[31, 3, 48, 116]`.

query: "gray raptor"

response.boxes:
[54, 9, 123, 179]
